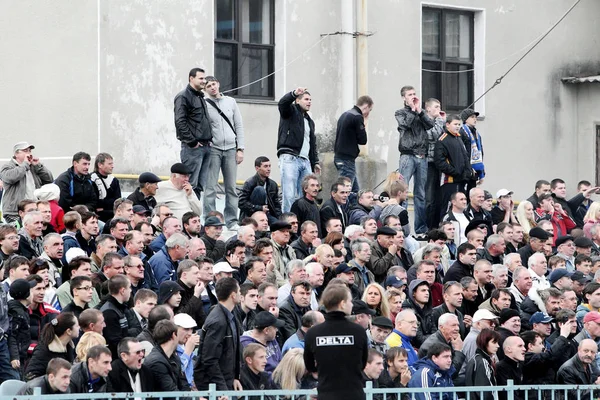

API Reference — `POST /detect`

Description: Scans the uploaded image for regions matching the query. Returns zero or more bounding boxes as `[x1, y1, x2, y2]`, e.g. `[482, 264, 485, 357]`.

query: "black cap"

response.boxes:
[253, 311, 285, 329]
[270, 220, 292, 232]
[335, 263, 353, 274]
[9, 279, 36, 301]
[352, 299, 376, 316]
[528, 227, 551, 240]
[498, 308, 520, 325]
[139, 172, 162, 184]
[158, 281, 183, 305]
[538, 193, 553, 202]
[555, 235, 574, 248]
[571, 271, 591, 284]
[170, 163, 192, 175]
[204, 216, 225, 227]
[372, 316, 394, 330]
[574, 236, 594, 248]
[460, 108, 480, 122]
[132, 205, 150, 215]
[465, 219, 488, 236]
[376, 227, 397, 236]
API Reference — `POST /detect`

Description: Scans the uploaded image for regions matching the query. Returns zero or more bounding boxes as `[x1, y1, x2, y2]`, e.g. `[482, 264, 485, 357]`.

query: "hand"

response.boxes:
[228, 253, 240, 267]
[262, 205, 269, 213]
[269, 306, 280, 318]
[583, 186, 600, 199]
[400, 368, 411, 386]
[388, 244, 398, 254]
[184, 333, 200, 355]
[10, 359, 20, 370]
[294, 87, 307, 97]
[596, 376, 600, 385]
[450, 335, 463, 351]
[554, 203, 565, 214]
[314, 164, 322, 175]
[183, 182, 193, 196]
[341, 247, 347, 256]
[31, 157, 40, 165]
[233, 379, 243, 391]
[463, 315, 473, 328]
[560, 320, 575, 337]
[236, 150, 244, 165]
[193, 280, 206, 298]
[311, 237, 322, 247]
[477, 178, 484, 186]
[193, 142, 202, 148]
[414, 99, 422, 114]
[266, 260, 275, 273]
[151, 214, 160, 227]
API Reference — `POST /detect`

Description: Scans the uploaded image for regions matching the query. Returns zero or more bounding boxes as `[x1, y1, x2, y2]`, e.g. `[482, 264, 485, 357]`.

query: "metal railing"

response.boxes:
[4, 380, 599, 400]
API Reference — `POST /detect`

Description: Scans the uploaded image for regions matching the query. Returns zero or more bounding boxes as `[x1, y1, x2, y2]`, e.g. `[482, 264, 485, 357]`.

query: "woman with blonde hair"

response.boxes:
[583, 201, 600, 238]
[362, 283, 391, 319]
[381, 171, 404, 199]
[75, 331, 106, 362]
[515, 200, 536, 234]
[272, 348, 312, 393]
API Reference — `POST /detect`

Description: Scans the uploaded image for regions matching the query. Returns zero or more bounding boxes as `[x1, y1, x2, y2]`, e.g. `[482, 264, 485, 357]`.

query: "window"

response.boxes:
[422, 8, 474, 112]
[215, 0, 275, 99]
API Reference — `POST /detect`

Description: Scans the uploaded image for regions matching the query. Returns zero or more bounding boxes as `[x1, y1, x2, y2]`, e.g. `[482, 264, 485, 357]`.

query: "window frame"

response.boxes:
[214, 0, 276, 100]
[422, 7, 475, 112]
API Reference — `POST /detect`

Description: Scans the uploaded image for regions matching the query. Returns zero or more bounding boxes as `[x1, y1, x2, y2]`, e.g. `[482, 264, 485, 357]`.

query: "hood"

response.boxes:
[527, 289, 548, 314]
[158, 281, 183, 305]
[34, 183, 61, 202]
[408, 279, 429, 304]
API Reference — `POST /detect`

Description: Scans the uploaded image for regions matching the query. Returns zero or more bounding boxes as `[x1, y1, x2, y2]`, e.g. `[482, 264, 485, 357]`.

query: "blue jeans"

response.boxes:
[279, 154, 312, 213]
[334, 157, 359, 193]
[249, 187, 279, 225]
[203, 148, 239, 228]
[399, 154, 427, 234]
[0, 338, 20, 383]
[180, 143, 212, 199]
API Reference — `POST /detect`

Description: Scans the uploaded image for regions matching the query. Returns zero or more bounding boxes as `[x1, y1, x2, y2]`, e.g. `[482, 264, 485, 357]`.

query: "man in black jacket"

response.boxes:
[174, 67, 212, 198]
[194, 277, 243, 391]
[278, 281, 312, 342]
[320, 181, 350, 238]
[276, 88, 321, 213]
[106, 337, 155, 393]
[496, 336, 526, 400]
[101, 274, 131, 357]
[127, 172, 161, 212]
[55, 151, 98, 212]
[239, 156, 282, 222]
[69, 345, 111, 393]
[291, 174, 322, 237]
[444, 243, 477, 283]
[334, 96, 373, 193]
[17, 358, 72, 395]
[145, 320, 190, 392]
[433, 115, 473, 221]
[557, 339, 600, 398]
[395, 86, 435, 235]
[304, 282, 368, 400]
[291, 221, 318, 260]
[174, 259, 207, 328]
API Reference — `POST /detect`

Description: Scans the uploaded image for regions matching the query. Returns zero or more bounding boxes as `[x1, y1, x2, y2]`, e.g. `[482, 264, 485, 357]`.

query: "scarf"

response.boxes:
[462, 124, 485, 177]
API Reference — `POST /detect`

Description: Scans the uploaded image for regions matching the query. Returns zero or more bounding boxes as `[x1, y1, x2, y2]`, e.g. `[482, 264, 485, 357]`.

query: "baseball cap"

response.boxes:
[529, 312, 553, 325]
[583, 311, 600, 324]
[384, 276, 406, 289]
[132, 205, 150, 215]
[352, 300, 376, 316]
[65, 247, 87, 263]
[548, 269, 573, 284]
[571, 271, 591, 284]
[472, 309, 499, 323]
[335, 263, 353, 274]
[13, 142, 35, 154]
[214, 262, 235, 274]
[496, 189, 513, 198]
[173, 313, 197, 329]
[574, 236, 594, 248]
[253, 311, 285, 329]
[9, 279, 36, 301]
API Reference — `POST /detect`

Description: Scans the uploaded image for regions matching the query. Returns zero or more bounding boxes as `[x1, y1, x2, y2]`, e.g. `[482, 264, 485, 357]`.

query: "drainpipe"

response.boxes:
[356, 0, 368, 155]
[341, 0, 355, 112]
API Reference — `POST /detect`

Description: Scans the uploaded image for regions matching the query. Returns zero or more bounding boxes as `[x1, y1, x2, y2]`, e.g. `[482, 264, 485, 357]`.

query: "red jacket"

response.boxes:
[535, 207, 576, 245]
[49, 200, 65, 233]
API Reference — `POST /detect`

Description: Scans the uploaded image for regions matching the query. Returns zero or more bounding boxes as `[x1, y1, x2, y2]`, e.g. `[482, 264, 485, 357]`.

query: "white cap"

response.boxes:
[213, 262, 235, 274]
[65, 247, 87, 263]
[473, 309, 499, 323]
[496, 189, 513, 198]
[173, 313, 197, 329]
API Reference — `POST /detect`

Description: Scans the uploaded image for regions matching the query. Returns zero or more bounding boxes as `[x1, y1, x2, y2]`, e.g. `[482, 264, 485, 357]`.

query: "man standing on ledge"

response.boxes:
[334, 96, 374, 194]
[174, 67, 212, 199]
[395, 86, 435, 236]
[277, 88, 320, 213]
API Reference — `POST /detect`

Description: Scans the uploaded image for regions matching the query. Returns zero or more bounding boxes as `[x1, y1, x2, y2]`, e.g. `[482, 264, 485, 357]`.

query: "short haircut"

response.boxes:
[153, 320, 177, 345]
[400, 86, 414, 97]
[189, 67, 205, 79]
[424, 98, 440, 108]
[578, 180, 592, 190]
[386, 347, 408, 363]
[427, 229, 447, 242]
[496, 222, 512, 234]
[102, 252, 123, 271]
[240, 282, 257, 297]
[134, 288, 157, 304]
[460, 276, 476, 288]
[490, 288, 511, 301]
[301, 311, 323, 328]
[550, 178, 565, 189]
[109, 217, 129, 231]
[166, 233, 188, 249]
[389, 181, 408, 197]
[258, 282, 277, 296]
[148, 305, 172, 331]
[520, 330, 542, 349]
[117, 337, 138, 356]
[254, 156, 269, 168]
[215, 277, 239, 301]
[80, 211, 98, 226]
[243, 343, 266, 361]
[367, 348, 383, 363]
[17, 199, 37, 213]
[177, 259, 198, 278]
[555, 309, 576, 324]
[70, 276, 92, 296]
[321, 284, 350, 311]
[85, 344, 111, 362]
[446, 114, 461, 123]
[182, 211, 199, 226]
[0, 224, 17, 241]
[108, 274, 130, 295]
[8, 255, 29, 271]
[301, 220, 318, 233]
[575, 254, 592, 265]
[291, 281, 311, 293]
[416, 260, 436, 274]
[47, 358, 72, 376]
[226, 239, 245, 256]
[96, 234, 116, 248]
[356, 95, 374, 107]
[113, 198, 132, 213]
[63, 211, 82, 231]
[535, 180, 550, 190]
[301, 174, 319, 193]
[443, 281, 462, 294]
[457, 242, 476, 256]
[79, 309, 103, 329]
[253, 238, 273, 256]
[427, 342, 452, 358]
[584, 282, 600, 301]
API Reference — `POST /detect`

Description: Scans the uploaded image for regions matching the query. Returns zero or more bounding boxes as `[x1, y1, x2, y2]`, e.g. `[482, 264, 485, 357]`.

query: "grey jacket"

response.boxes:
[426, 117, 445, 162]
[0, 159, 53, 215]
[205, 95, 245, 151]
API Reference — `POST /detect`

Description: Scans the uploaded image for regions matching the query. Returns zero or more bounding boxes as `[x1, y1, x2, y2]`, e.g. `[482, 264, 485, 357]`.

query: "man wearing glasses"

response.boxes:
[61, 276, 93, 319]
[0, 142, 53, 225]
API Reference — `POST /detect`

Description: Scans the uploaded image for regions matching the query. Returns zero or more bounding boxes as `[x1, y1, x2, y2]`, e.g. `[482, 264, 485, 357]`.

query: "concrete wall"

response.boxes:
[1, 0, 600, 202]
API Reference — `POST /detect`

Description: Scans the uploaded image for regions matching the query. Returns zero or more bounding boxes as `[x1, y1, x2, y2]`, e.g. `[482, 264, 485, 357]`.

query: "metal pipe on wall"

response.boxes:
[356, 0, 368, 155]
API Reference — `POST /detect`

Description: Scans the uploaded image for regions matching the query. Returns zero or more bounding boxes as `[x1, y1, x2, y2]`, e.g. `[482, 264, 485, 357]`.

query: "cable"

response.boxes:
[466, 0, 581, 109]
[221, 33, 333, 94]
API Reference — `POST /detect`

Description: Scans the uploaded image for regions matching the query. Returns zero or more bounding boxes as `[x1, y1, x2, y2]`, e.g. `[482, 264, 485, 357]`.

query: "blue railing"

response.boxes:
[3, 380, 598, 400]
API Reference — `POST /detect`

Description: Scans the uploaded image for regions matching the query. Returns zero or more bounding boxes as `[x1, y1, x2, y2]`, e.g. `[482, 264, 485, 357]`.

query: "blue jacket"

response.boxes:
[148, 246, 178, 284]
[385, 329, 419, 367]
[149, 233, 166, 253]
[408, 358, 455, 400]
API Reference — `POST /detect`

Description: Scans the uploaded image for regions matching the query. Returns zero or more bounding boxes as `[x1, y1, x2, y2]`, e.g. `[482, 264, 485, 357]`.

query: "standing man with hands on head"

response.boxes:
[174, 67, 212, 199]
[277, 87, 321, 213]
[203, 76, 245, 231]
[395, 86, 435, 236]
[1, 142, 53, 224]
[334, 95, 374, 194]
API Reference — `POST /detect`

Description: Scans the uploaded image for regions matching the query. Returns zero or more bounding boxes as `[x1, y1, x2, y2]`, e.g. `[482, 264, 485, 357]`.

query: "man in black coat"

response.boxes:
[238, 156, 282, 222]
[278, 281, 312, 343]
[17, 358, 72, 395]
[175, 259, 207, 328]
[496, 336, 526, 400]
[106, 337, 155, 393]
[276, 88, 321, 214]
[290, 174, 322, 237]
[100, 275, 132, 358]
[194, 277, 243, 391]
[290, 220, 318, 260]
[68, 345, 111, 393]
[333, 96, 372, 193]
[144, 320, 190, 392]
[304, 282, 368, 400]
[557, 338, 600, 398]
[443, 243, 477, 283]
[319, 181, 350, 238]
[55, 152, 99, 212]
